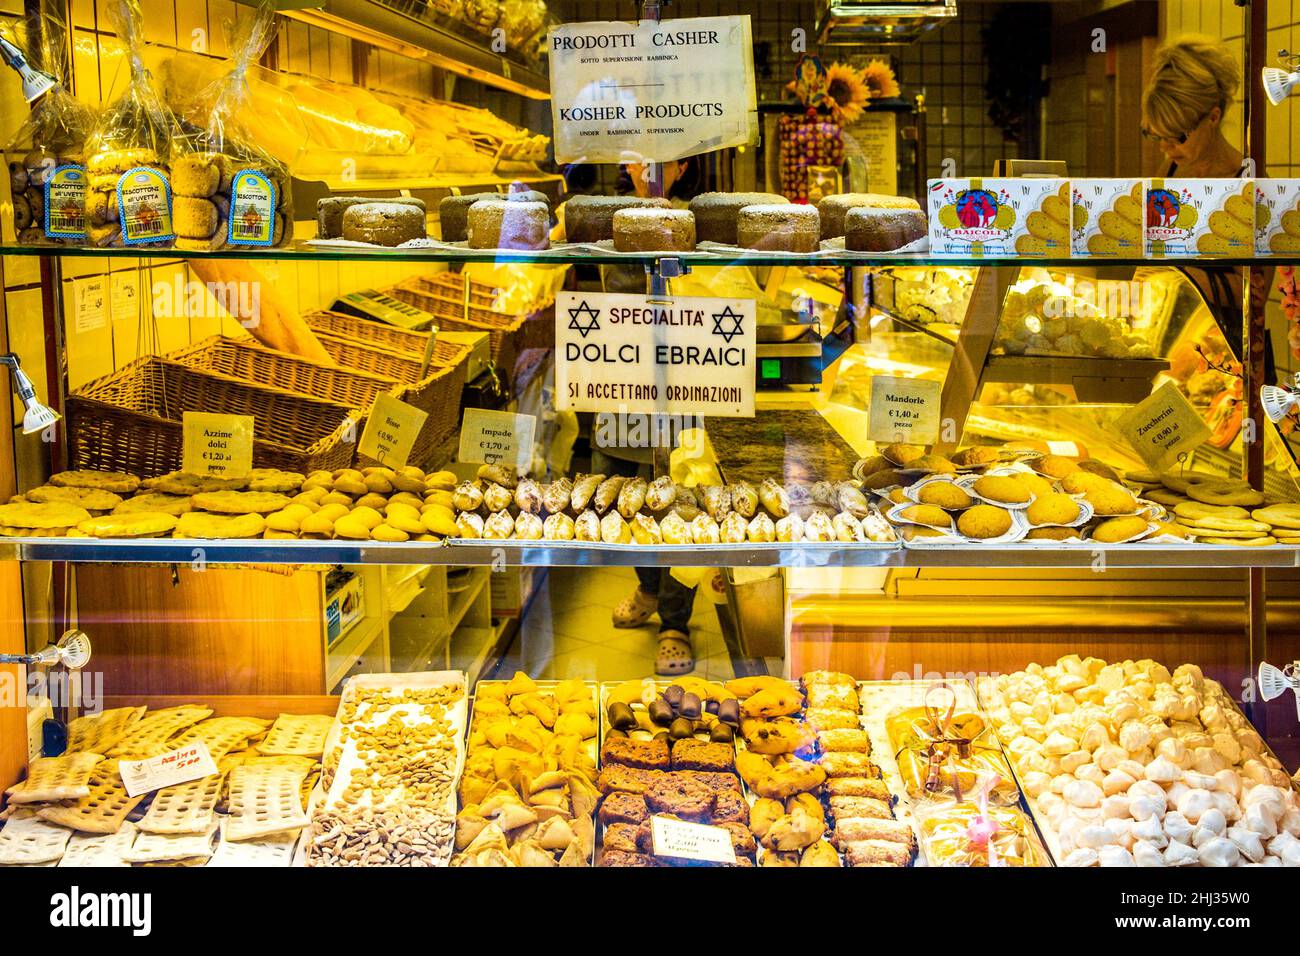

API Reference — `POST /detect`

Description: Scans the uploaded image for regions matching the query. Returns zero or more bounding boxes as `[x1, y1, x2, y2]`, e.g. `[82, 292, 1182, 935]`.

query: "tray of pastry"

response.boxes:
[859, 679, 1040, 867]
[977, 656, 1299, 868]
[308, 671, 467, 867]
[595, 677, 754, 867]
[453, 673, 600, 867]
[728, 675, 859, 867]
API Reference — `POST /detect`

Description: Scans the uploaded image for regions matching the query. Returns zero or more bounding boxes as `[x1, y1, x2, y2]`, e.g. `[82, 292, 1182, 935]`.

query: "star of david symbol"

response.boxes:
[567, 299, 601, 338]
[711, 305, 745, 344]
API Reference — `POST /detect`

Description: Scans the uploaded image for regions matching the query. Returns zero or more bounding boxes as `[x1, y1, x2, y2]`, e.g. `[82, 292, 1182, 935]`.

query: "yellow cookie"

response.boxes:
[145, 471, 248, 495]
[174, 512, 266, 539]
[0, 500, 92, 530]
[76, 512, 178, 538]
[245, 468, 305, 493]
[191, 490, 293, 514]
[113, 492, 193, 516]
[26, 484, 123, 511]
[49, 470, 140, 494]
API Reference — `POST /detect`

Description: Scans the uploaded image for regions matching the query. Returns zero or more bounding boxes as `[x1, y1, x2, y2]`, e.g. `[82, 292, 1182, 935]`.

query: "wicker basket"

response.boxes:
[302, 310, 437, 359]
[67, 356, 360, 478]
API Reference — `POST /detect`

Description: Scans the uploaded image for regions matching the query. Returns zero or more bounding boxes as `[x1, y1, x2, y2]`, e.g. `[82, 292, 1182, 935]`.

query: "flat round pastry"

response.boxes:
[1159, 470, 1220, 493]
[174, 512, 266, 539]
[145, 471, 248, 495]
[246, 468, 304, 493]
[26, 484, 123, 511]
[1251, 503, 1300, 529]
[49, 470, 140, 494]
[1186, 481, 1264, 507]
[437, 191, 547, 242]
[1143, 489, 1188, 508]
[467, 199, 549, 250]
[564, 195, 669, 243]
[113, 492, 193, 516]
[341, 202, 427, 246]
[1173, 501, 1249, 522]
[688, 191, 788, 245]
[818, 192, 921, 240]
[191, 490, 292, 514]
[612, 207, 696, 252]
[736, 204, 820, 252]
[1189, 516, 1271, 533]
[77, 512, 178, 538]
[844, 206, 927, 252]
[0, 500, 92, 530]
[1198, 535, 1276, 547]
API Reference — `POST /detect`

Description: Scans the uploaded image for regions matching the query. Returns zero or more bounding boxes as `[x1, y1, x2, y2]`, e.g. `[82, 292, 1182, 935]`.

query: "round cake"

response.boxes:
[688, 191, 788, 245]
[341, 202, 427, 246]
[845, 206, 928, 252]
[319, 195, 424, 239]
[736, 204, 820, 253]
[818, 193, 921, 240]
[466, 199, 550, 250]
[439, 189, 549, 242]
[612, 207, 696, 252]
[565, 195, 670, 243]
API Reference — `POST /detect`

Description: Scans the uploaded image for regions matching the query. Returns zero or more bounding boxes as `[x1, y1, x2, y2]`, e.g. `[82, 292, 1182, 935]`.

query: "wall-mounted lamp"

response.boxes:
[0, 353, 60, 435]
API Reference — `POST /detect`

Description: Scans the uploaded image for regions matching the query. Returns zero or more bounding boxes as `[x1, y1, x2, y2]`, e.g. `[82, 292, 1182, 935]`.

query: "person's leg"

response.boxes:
[654, 572, 697, 676]
[593, 450, 660, 627]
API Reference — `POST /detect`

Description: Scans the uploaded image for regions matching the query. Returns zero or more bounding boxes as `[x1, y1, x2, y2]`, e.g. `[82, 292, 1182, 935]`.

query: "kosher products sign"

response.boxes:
[548, 16, 758, 164]
[555, 291, 755, 417]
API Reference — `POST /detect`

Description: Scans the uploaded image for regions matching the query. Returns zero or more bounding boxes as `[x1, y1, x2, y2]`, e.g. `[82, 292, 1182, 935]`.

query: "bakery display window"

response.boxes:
[0, 0, 1297, 888]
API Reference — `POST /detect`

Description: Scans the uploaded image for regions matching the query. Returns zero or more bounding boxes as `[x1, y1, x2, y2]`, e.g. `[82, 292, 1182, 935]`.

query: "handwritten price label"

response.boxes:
[119, 741, 219, 797]
[650, 815, 737, 864]
[357, 393, 428, 467]
[1115, 381, 1212, 469]
[868, 375, 942, 445]
[182, 412, 254, 478]
[458, 408, 536, 469]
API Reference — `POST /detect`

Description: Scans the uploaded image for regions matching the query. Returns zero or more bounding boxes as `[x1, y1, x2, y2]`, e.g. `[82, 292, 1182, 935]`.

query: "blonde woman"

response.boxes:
[1141, 36, 1243, 177]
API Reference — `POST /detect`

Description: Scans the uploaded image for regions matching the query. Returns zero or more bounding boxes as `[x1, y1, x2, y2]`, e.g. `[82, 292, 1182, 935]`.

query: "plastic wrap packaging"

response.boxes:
[170, 0, 292, 250]
[2, 10, 96, 244]
[914, 781, 1050, 867]
[85, 0, 179, 247]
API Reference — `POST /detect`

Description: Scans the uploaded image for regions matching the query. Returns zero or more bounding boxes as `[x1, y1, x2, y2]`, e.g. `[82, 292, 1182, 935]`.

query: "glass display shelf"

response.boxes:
[0, 242, 1280, 268]
[5, 536, 1298, 568]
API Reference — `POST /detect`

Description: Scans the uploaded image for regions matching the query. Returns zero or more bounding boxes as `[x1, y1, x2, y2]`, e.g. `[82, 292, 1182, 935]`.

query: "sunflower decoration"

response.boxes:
[823, 62, 870, 125]
[862, 59, 901, 100]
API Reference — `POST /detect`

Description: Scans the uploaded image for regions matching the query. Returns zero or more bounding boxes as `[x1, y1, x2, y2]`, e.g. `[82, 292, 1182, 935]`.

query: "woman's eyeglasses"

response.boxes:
[1141, 111, 1210, 146]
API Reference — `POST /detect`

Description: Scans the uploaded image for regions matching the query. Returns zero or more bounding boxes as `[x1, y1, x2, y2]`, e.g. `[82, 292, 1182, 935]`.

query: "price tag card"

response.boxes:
[650, 815, 737, 865]
[868, 375, 942, 445]
[1115, 381, 1212, 469]
[72, 276, 106, 333]
[182, 412, 254, 478]
[459, 408, 536, 468]
[119, 741, 218, 797]
[357, 392, 428, 467]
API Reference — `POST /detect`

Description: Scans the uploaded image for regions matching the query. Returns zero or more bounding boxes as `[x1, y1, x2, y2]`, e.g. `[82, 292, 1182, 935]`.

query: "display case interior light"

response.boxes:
[817, 1, 958, 46]
[1263, 50, 1300, 106]
[1261, 373, 1300, 423]
[0, 353, 59, 435]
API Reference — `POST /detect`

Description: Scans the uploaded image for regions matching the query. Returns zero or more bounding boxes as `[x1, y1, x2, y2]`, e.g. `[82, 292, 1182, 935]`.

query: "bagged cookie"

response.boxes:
[1, 9, 96, 244]
[84, 0, 179, 248]
[170, 0, 292, 250]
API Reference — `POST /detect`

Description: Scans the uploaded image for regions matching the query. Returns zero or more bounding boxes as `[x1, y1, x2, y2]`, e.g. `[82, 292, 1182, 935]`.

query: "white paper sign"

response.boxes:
[548, 16, 758, 164]
[459, 408, 536, 468]
[1115, 381, 1212, 469]
[555, 291, 755, 418]
[869, 375, 942, 445]
[650, 815, 737, 864]
[119, 741, 219, 797]
[72, 276, 106, 333]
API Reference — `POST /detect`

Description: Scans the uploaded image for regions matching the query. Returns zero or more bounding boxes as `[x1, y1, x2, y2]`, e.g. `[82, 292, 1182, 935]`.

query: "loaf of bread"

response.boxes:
[439, 189, 549, 241]
[341, 202, 427, 246]
[688, 191, 787, 245]
[845, 206, 927, 252]
[736, 204, 820, 252]
[565, 195, 669, 243]
[317, 195, 425, 239]
[818, 192, 921, 240]
[613, 207, 696, 252]
[466, 199, 549, 250]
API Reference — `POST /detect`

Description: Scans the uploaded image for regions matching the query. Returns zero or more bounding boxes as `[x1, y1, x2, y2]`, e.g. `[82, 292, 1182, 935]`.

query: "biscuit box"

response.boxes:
[1145, 178, 1254, 257]
[927, 178, 1069, 257]
[1253, 178, 1300, 256]
[1071, 178, 1145, 257]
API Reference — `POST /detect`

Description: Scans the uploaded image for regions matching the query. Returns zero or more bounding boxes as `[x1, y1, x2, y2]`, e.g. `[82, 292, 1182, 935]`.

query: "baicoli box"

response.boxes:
[1071, 179, 1144, 257]
[927, 178, 1070, 257]
[1254, 179, 1300, 256]
[1145, 178, 1254, 257]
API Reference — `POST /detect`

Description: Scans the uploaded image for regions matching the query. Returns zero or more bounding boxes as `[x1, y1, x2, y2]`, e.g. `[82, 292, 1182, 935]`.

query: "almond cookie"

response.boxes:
[145, 471, 248, 495]
[174, 512, 266, 538]
[191, 490, 292, 514]
[49, 470, 140, 494]
[77, 512, 178, 538]
[245, 468, 305, 494]
[26, 484, 123, 511]
[113, 492, 193, 516]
